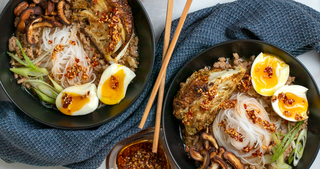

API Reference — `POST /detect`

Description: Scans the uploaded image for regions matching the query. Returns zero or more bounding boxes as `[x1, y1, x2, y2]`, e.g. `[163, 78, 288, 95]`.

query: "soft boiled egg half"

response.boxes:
[271, 85, 308, 122]
[251, 52, 290, 96]
[56, 83, 99, 116]
[97, 63, 136, 105]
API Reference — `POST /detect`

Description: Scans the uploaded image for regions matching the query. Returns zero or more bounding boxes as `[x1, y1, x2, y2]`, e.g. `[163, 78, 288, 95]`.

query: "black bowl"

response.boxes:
[0, 0, 154, 129]
[163, 40, 320, 169]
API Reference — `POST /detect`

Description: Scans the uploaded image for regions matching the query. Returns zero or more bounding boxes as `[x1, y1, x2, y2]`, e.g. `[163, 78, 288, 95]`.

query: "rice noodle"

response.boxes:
[40, 25, 96, 88]
[213, 93, 277, 167]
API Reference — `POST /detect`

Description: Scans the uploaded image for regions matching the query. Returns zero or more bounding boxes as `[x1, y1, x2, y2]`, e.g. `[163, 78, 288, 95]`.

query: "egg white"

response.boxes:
[251, 52, 290, 96]
[97, 63, 136, 105]
[271, 85, 308, 122]
[55, 83, 99, 116]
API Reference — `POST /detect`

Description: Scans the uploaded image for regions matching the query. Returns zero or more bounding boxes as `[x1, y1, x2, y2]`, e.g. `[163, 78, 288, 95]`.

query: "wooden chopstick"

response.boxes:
[139, 0, 193, 129]
[152, 0, 174, 153]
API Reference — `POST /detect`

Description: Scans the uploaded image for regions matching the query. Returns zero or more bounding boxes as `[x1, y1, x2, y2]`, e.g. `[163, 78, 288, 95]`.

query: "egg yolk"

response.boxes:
[59, 92, 90, 115]
[278, 92, 308, 121]
[252, 55, 286, 95]
[100, 69, 125, 105]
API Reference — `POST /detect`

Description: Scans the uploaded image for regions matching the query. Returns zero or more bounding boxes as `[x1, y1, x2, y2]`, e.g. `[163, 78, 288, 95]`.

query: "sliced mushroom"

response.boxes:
[212, 156, 227, 169]
[199, 149, 210, 169]
[210, 151, 217, 159]
[223, 151, 245, 169]
[189, 147, 203, 162]
[42, 15, 62, 27]
[217, 147, 226, 159]
[57, 0, 71, 25]
[14, 1, 29, 16]
[33, 0, 48, 9]
[50, 0, 59, 3]
[204, 140, 210, 150]
[17, 7, 42, 33]
[45, 1, 55, 15]
[29, 3, 36, 7]
[227, 164, 233, 169]
[201, 133, 219, 149]
[33, 20, 55, 28]
[50, 10, 58, 16]
[203, 127, 210, 150]
[26, 17, 43, 44]
[208, 147, 216, 154]
[208, 161, 220, 169]
[26, 18, 55, 45]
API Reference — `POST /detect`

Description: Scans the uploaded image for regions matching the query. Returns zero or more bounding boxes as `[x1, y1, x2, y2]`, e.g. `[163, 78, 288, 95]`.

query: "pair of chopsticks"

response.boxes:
[138, 0, 193, 153]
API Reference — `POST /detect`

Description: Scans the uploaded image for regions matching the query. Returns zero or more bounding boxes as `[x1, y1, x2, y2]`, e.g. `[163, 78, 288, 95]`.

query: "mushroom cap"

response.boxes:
[57, 0, 71, 25]
[14, 1, 29, 16]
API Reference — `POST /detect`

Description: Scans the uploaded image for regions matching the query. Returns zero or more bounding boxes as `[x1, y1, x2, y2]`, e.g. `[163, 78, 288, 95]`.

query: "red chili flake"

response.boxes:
[271, 95, 277, 102]
[62, 93, 73, 108]
[96, 10, 100, 16]
[252, 150, 263, 158]
[188, 111, 192, 116]
[209, 95, 215, 100]
[93, 0, 97, 5]
[225, 128, 243, 142]
[75, 58, 80, 63]
[90, 48, 93, 51]
[284, 111, 292, 117]
[117, 141, 169, 169]
[48, 40, 53, 44]
[243, 146, 252, 152]
[264, 66, 273, 78]
[244, 104, 247, 109]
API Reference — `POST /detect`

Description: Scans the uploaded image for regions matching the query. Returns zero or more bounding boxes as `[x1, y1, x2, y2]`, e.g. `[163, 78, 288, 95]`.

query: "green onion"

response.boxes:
[288, 148, 295, 164]
[15, 39, 38, 69]
[33, 88, 55, 104]
[7, 52, 28, 66]
[293, 128, 307, 166]
[276, 132, 286, 137]
[25, 79, 59, 99]
[271, 121, 303, 163]
[271, 153, 292, 169]
[8, 39, 49, 78]
[48, 76, 63, 93]
[10, 67, 48, 77]
[9, 39, 63, 104]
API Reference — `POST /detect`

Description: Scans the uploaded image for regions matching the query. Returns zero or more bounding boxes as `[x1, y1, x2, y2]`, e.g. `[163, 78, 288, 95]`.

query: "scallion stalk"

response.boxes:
[33, 88, 55, 104]
[15, 39, 37, 69]
[25, 79, 59, 99]
[48, 76, 63, 93]
[7, 52, 28, 66]
[10, 67, 48, 77]
[271, 121, 303, 163]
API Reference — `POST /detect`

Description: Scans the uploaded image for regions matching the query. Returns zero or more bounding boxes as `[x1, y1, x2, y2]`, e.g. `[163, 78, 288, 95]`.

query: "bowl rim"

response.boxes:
[0, 0, 155, 130]
[162, 39, 320, 168]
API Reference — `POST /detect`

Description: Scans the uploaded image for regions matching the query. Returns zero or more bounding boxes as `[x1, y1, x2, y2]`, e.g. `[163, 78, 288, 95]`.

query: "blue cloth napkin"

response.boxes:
[1, 0, 320, 168]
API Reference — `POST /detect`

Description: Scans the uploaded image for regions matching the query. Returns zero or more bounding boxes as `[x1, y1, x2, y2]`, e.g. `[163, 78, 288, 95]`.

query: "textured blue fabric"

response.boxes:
[1, 0, 320, 168]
